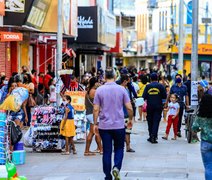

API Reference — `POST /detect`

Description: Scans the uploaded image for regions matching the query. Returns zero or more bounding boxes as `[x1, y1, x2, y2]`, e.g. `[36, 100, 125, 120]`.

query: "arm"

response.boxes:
[185, 95, 189, 107]
[125, 102, 133, 121]
[93, 104, 100, 125]
[22, 100, 28, 123]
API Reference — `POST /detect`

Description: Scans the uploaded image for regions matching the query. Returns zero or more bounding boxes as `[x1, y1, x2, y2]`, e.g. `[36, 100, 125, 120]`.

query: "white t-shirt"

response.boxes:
[168, 102, 180, 116]
[132, 82, 139, 94]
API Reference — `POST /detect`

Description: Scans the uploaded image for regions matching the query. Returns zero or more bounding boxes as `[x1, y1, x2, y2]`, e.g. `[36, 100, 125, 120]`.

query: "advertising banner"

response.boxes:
[25, 0, 51, 29]
[65, 91, 86, 111]
[77, 6, 98, 43]
[0, 32, 23, 42]
[0, 0, 5, 16]
[191, 81, 198, 106]
[5, 0, 25, 13]
[3, 0, 33, 26]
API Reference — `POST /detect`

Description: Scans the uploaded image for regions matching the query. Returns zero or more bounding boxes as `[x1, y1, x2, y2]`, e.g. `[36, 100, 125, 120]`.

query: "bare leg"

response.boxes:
[138, 106, 143, 120]
[85, 124, 95, 153]
[65, 137, 70, 153]
[126, 134, 131, 151]
[70, 137, 76, 154]
[143, 112, 147, 121]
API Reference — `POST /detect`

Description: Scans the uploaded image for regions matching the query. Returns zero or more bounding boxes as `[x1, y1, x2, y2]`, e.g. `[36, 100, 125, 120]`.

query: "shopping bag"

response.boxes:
[10, 121, 23, 145]
[135, 97, 144, 107]
[23, 127, 34, 147]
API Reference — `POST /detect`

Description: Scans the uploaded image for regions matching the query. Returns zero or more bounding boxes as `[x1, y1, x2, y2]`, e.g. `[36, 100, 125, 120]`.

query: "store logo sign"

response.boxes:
[78, 16, 94, 29]
[0, 32, 23, 42]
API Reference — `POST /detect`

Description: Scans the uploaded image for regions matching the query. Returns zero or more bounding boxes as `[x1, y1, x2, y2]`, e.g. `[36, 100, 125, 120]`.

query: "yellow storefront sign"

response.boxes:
[173, 44, 212, 55]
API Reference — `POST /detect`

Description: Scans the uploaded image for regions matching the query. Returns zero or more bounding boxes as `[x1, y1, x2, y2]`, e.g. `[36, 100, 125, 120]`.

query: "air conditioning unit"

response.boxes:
[147, 0, 158, 9]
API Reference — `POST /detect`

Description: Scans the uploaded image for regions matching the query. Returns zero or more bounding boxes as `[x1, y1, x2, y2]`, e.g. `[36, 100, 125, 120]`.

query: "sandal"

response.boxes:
[84, 152, 96, 156]
[162, 137, 168, 140]
[92, 149, 100, 153]
[73, 150, 77, 155]
[171, 138, 177, 140]
[61, 152, 70, 155]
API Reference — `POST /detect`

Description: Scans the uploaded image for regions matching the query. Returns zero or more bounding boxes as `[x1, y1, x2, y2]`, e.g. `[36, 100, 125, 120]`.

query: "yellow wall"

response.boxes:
[20, 41, 30, 68]
[184, 60, 191, 74]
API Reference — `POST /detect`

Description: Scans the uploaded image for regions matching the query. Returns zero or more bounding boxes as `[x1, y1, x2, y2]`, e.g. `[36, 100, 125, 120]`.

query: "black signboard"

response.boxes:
[76, 6, 98, 43]
[4, 0, 34, 26]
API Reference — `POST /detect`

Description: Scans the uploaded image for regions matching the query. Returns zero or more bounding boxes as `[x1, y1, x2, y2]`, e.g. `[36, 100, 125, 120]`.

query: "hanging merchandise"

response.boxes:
[31, 106, 65, 152]
[0, 110, 27, 180]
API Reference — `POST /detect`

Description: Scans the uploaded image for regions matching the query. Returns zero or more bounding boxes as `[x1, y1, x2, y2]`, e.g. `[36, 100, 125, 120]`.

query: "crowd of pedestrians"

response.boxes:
[0, 65, 212, 180]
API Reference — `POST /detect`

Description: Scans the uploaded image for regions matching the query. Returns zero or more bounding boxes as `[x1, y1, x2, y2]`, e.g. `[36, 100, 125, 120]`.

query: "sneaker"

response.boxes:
[112, 167, 120, 180]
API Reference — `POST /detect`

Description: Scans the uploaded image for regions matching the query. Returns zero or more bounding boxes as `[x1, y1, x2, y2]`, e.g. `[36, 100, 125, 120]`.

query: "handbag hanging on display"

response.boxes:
[10, 121, 23, 145]
[28, 94, 37, 107]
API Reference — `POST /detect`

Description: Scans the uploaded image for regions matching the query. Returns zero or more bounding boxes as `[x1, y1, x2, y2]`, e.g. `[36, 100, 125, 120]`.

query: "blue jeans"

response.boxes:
[201, 141, 212, 180]
[99, 128, 125, 180]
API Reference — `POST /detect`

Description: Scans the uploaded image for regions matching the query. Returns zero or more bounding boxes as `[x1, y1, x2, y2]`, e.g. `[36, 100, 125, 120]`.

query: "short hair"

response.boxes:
[31, 69, 36, 74]
[105, 67, 115, 79]
[150, 73, 158, 81]
[202, 75, 205, 79]
[198, 94, 212, 118]
[120, 74, 130, 84]
[175, 74, 182, 78]
[65, 95, 72, 102]
[188, 73, 191, 78]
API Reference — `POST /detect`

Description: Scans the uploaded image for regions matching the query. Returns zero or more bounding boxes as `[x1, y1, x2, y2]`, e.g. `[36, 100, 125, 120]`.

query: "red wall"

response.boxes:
[0, 42, 6, 75]
[10, 42, 18, 74]
[39, 44, 46, 73]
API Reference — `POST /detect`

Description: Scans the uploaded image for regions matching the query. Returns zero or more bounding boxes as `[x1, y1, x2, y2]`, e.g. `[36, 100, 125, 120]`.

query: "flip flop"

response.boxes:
[84, 152, 96, 156]
[92, 149, 100, 153]
[61, 152, 70, 155]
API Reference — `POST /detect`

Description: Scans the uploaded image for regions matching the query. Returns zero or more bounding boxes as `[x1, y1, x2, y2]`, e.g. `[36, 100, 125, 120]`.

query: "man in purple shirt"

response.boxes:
[93, 67, 133, 180]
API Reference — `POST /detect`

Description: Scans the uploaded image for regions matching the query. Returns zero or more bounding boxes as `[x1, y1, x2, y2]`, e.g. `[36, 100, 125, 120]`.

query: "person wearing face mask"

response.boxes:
[165, 74, 189, 138]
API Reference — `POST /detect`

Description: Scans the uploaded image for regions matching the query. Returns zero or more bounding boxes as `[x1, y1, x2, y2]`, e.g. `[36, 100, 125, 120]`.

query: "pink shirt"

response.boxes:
[94, 82, 130, 130]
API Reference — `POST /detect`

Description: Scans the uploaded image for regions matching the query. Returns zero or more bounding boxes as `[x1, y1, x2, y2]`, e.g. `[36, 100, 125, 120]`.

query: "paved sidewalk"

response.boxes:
[17, 121, 204, 180]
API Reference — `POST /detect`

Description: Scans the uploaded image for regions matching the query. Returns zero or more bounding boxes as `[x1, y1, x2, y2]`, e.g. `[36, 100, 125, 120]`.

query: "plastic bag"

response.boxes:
[10, 121, 22, 145]
[23, 127, 34, 147]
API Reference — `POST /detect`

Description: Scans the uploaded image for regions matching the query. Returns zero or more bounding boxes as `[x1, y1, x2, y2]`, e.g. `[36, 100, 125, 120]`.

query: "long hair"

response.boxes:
[87, 77, 98, 94]
[197, 94, 212, 118]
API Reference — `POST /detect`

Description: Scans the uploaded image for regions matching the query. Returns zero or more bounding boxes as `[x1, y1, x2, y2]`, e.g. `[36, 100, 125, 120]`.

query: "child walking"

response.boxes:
[60, 95, 77, 155]
[162, 94, 180, 140]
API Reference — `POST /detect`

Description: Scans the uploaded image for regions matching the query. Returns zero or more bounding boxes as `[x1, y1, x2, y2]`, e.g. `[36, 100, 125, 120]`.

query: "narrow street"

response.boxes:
[17, 121, 204, 180]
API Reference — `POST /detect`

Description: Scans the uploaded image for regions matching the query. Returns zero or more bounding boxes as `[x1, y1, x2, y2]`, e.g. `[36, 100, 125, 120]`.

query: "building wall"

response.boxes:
[0, 42, 6, 75]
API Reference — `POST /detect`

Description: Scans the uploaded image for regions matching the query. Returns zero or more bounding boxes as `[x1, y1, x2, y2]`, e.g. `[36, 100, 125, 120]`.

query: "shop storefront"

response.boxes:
[173, 44, 212, 80]
[72, 6, 116, 77]
[0, 31, 23, 77]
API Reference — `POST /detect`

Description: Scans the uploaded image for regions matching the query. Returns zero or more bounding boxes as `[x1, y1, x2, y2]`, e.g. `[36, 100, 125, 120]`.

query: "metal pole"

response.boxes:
[191, 0, 199, 81]
[178, 0, 184, 73]
[56, 0, 63, 105]
[205, 2, 208, 44]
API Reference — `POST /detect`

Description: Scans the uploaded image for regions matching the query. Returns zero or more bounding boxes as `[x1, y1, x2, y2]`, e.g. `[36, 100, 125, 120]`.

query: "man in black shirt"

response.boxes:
[142, 73, 167, 143]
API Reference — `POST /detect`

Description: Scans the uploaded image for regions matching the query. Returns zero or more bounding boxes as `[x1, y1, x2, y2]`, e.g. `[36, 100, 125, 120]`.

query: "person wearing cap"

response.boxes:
[93, 67, 133, 180]
[142, 73, 167, 143]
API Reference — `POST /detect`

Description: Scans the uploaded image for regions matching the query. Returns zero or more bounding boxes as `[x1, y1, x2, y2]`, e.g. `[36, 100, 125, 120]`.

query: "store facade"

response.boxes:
[71, 6, 116, 77]
[173, 44, 212, 80]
